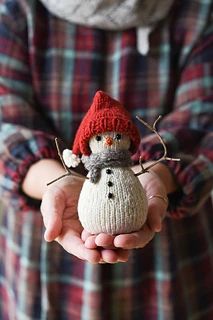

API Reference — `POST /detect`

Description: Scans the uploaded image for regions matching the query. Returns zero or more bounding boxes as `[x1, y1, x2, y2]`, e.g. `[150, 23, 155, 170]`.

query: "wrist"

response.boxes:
[149, 162, 178, 194]
[22, 159, 65, 200]
[133, 161, 178, 195]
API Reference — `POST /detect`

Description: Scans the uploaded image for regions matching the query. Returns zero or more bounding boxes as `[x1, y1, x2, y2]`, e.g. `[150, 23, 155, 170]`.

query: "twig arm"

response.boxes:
[135, 116, 180, 177]
[55, 137, 72, 174]
[47, 138, 88, 185]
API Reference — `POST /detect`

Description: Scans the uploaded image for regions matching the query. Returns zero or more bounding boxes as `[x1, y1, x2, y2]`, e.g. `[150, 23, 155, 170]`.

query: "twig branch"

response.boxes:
[135, 115, 180, 177]
[47, 138, 86, 186]
[47, 173, 73, 186]
[55, 137, 72, 174]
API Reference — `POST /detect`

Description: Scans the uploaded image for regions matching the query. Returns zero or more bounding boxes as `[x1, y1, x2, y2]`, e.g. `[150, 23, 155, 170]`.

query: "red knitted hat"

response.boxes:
[72, 91, 141, 156]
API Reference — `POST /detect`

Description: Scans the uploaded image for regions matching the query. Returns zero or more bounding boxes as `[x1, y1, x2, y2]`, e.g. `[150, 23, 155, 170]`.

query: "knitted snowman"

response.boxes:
[63, 91, 148, 235]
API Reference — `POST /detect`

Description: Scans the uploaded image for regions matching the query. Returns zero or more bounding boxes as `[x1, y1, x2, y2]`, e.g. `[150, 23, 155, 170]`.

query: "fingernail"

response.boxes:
[155, 225, 162, 232]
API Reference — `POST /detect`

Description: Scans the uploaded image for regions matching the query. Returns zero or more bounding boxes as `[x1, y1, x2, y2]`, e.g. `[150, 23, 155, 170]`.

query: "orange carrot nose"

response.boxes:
[105, 136, 113, 146]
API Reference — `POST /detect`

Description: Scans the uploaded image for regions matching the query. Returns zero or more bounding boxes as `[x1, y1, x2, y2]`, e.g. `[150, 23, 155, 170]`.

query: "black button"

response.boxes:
[107, 181, 113, 187]
[106, 169, 112, 174]
[108, 193, 113, 199]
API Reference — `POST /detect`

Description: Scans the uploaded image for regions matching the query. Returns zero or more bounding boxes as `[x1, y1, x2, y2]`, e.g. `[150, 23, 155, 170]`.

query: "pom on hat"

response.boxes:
[62, 149, 81, 168]
[71, 90, 141, 159]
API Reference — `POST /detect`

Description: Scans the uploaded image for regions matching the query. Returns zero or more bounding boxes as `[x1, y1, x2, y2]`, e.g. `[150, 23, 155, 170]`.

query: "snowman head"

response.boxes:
[89, 131, 131, 154]
[63, 91, 141, 168]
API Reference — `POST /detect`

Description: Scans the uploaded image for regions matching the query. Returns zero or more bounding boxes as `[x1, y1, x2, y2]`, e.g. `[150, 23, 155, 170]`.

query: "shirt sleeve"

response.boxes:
[134, 18, 213, 219]
[0, 1, 58, 196]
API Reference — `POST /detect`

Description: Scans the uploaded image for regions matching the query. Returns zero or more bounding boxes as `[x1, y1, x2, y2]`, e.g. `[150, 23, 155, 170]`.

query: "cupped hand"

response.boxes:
[40, 174, 129, 264]
[40, 175, 102, 264]
[83, 168, 168, 256]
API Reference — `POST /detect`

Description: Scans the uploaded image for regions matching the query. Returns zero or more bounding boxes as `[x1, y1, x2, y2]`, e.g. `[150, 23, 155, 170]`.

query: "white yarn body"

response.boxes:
[78, 166, 148, 235]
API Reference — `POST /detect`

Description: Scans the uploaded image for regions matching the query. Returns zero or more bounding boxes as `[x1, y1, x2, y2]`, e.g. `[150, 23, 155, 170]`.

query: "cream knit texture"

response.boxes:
[39, 0, 174, 55]
[39, 0, 174, 30]
[78, 166, 148, 235]
[77, 130, 148, 235]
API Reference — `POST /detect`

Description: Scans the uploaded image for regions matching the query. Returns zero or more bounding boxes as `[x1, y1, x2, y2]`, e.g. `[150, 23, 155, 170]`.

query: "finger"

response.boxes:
[147, 208, 163, 233]
[117, 249, 130, 262]
[44, 215, 62, 242]
[114, 224, 154, 249]
[102, 250, 117, 263]
[114, 233, 140, 249]
[95, 233, 115, 248]
[85, 233, 116, 249]
[56, 228, 101, 264]
[101, 248, 130, 263]
[147, 201, 167, 233]
[41, 189, 65, 239]
[84, 235, 97, 249]
[101, 249, 119, 263]
[81, 229, 93, 242]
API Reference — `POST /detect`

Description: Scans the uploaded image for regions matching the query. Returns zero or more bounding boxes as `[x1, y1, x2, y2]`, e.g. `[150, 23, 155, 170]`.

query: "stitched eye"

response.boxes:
[95, 135, 102, 141]
[115, 133, 122, 140]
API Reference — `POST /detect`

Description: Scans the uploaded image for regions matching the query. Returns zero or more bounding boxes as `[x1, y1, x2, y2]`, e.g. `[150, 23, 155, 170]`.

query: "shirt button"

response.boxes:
[107, 181, 113, 187]
[106, 168, 112, 174]
[108, 193, 114, 199]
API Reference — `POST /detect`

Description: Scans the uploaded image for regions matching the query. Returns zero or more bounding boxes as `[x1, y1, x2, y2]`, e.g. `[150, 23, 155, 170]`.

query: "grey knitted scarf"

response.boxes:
[82, 150, 133, 183]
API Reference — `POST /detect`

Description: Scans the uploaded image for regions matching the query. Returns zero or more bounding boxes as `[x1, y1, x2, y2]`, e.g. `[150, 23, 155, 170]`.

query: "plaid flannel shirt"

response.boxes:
[0, 0, 213, 319]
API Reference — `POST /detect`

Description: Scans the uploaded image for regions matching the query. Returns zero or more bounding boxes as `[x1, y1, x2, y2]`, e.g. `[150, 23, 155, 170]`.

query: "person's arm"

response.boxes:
[21, 159, 65, 199]
[133, 16, 213, 218]
[0, 2, 106, 264]
[0, 0, 59, 199]
[133, 161, 178, 195]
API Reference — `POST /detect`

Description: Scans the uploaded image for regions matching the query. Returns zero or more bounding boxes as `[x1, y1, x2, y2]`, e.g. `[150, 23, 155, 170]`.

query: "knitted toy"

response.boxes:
[51, 91, 179, 235]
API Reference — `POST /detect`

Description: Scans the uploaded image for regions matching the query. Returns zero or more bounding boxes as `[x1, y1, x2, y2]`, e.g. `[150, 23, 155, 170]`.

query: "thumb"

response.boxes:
[44, 214, 63, 242]
[147, 202, 166, 233]
[41, 186, 65, 241]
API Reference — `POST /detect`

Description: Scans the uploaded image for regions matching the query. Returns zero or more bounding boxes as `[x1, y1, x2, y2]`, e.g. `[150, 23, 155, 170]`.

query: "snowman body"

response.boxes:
[78, 165, 148, 235]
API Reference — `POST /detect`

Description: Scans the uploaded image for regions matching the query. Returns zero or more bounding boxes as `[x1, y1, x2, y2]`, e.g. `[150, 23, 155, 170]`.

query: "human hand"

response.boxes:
[40, 175, 102, 263]
[83, 166, 168, 257]
[40, 174, 129, 264]
[113, 168, 168, 249]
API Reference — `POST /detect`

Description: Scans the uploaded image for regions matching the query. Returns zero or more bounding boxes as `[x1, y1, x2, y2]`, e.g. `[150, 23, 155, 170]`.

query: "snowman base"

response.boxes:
[78, 167, 148, 235]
